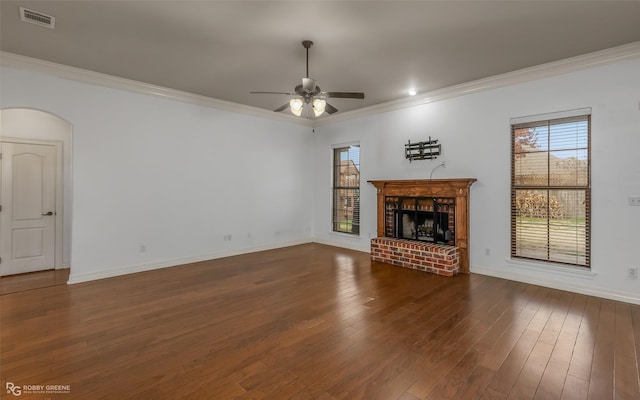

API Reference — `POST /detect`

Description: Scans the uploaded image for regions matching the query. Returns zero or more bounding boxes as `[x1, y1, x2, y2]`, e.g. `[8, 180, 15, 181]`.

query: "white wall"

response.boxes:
[0, 66, 314, 283]
[313, 57, 640, 304]
[1, 55, 638, 304]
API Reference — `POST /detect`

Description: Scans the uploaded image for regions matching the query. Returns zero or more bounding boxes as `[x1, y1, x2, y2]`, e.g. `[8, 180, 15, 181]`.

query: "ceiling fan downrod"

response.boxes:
[302, 40, 313, 78]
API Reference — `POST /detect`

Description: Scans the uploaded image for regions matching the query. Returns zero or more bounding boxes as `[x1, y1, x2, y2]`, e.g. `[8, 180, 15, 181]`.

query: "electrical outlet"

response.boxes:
[628, 267, 638, 279]
[223, 234, 232, 241]
[629, 196, 640, 206]
[139, 244, 146, 253]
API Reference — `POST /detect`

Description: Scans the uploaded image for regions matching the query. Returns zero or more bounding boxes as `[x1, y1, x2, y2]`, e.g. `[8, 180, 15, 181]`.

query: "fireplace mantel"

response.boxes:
[368, 178, 476, 273]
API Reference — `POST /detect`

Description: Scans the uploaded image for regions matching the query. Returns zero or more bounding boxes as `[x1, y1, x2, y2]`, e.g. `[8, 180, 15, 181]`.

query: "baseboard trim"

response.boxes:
[67, 239, 312, 284]
[66, 241, 639, 305]
[311, 236, 371, 254]
[471, 265, 640, 305]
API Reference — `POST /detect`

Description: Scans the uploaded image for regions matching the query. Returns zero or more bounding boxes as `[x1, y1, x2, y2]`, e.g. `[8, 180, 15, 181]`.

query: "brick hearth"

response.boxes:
[371, 237, 460, 276]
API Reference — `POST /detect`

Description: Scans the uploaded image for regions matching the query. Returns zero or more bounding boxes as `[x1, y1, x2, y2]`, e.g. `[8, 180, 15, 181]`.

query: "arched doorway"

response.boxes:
[0, 109, 72, 290]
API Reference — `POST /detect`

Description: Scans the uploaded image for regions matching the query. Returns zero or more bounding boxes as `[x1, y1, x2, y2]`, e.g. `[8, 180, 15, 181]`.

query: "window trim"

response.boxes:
[510, 111, 591, 268]
[331, 142, 360, 236]
[509, 107, 591, 126]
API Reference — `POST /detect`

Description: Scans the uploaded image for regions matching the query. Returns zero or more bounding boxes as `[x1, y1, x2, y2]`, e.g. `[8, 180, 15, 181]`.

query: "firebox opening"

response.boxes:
[395, 210, 451, 243]
[384, 195, 456, 245]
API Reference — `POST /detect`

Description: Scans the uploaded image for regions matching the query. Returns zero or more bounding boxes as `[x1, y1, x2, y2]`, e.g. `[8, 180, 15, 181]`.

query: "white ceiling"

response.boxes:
[2, 1, 640, 118]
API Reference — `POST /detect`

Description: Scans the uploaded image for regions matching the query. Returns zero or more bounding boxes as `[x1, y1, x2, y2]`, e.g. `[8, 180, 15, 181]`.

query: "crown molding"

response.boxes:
[3, 41, 639, 129]
[0, 51, 313, 127]
[315, 41, 640, 127]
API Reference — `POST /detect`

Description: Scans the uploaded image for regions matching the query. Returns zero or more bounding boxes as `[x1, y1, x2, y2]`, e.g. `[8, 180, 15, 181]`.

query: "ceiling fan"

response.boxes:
[250, 40, 365, 117]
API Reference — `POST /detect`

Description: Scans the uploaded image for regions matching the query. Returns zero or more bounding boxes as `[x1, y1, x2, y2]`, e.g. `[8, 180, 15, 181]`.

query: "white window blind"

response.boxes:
[511, 114, 590, 267]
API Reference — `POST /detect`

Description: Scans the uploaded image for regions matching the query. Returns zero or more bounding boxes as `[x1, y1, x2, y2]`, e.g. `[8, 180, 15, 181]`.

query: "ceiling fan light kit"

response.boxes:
[250, 40, 365, 118]
[312, 98, 326, 117]
[290, 98, 304, 116]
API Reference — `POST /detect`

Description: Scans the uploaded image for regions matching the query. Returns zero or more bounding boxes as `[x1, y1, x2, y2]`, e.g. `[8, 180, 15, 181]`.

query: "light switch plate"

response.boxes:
[629, 196, 640, 206]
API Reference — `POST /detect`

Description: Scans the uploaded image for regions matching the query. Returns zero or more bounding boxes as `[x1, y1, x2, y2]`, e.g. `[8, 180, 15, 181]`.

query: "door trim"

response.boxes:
[1, 137, 64, 269]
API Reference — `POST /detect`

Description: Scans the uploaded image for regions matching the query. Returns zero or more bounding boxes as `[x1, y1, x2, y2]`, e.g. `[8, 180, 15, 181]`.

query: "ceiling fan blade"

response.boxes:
[325, 92, 365, 99]
[274, 103, 289, 112]
[325, 102, 338, 114]
[250, 91, 294, 95]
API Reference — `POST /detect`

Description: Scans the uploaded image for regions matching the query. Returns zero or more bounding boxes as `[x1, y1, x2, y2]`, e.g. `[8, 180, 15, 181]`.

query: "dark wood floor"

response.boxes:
[1, 243, 638, 399]
[0, 268, 69, 295]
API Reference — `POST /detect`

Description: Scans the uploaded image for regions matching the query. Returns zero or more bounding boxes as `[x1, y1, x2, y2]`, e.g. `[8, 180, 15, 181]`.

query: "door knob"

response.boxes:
[42, 211, 54, 216]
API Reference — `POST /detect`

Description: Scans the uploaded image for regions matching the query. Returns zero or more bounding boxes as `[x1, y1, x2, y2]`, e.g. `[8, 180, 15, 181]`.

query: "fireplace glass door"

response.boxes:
[386, 196, 455, 245]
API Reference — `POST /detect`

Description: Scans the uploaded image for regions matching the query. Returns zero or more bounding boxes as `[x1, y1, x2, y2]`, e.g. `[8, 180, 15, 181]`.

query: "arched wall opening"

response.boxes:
[1, 108, 73, 275]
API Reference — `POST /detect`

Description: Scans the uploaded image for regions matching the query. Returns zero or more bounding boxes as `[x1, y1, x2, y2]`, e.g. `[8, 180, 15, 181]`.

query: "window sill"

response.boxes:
[506, 258, 597, 280]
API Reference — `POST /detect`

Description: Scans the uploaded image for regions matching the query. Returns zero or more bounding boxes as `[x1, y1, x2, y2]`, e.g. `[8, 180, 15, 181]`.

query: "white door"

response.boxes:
[0, 142, 56, 276]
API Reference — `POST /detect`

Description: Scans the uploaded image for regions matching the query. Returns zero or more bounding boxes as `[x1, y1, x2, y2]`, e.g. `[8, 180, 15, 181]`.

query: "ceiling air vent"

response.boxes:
[19, 7, 55, 29]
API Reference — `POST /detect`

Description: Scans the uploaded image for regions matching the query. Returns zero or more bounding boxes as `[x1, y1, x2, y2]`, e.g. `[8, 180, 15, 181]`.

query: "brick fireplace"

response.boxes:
[368, 179, 476, 275]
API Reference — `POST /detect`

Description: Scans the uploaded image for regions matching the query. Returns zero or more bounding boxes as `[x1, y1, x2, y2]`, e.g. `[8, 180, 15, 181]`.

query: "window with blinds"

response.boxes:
[332, 145, 360, 235]
[511, 114, 590, 267]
